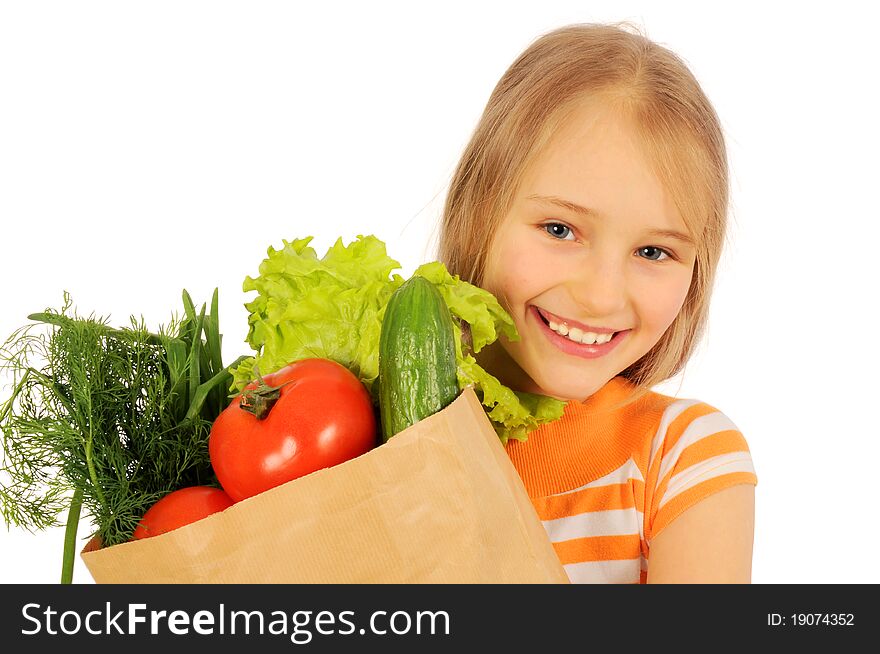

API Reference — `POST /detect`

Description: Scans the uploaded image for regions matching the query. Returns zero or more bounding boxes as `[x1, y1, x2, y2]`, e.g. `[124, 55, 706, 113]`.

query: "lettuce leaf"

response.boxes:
[232, 235, 405, 395]
[232, 235, 564, 443]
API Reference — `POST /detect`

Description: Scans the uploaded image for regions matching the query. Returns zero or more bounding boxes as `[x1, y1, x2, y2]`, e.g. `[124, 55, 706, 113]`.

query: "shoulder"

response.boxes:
[619, 380, 750, 462]
[633, 386, 758, 544]
[646, 390, 751, 470]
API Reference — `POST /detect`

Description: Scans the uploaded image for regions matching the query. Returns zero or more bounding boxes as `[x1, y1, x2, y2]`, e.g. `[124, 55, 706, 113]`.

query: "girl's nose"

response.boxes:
[568, 257, 628, 318]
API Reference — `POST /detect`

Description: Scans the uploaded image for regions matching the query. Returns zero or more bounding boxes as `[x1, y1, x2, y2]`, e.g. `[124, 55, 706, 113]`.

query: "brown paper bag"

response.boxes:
[81, 386, 569, 583]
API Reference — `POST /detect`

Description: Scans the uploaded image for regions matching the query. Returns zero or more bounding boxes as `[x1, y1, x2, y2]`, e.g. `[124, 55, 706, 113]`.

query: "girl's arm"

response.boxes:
[645, 484, 755, 583]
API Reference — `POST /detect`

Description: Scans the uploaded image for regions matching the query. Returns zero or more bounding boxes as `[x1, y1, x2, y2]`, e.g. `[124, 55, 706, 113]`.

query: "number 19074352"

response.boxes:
[767, 613, 855, 627]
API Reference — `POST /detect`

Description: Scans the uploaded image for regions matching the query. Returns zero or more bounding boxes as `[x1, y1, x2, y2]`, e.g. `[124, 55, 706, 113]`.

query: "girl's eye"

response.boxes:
[544, 222, 575, 241]
[542, 224, 675, 262]
[637, 246, 673, 262]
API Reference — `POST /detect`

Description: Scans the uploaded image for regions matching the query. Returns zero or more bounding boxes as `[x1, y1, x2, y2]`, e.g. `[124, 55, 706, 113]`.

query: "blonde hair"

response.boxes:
[436, 21, 730, 407]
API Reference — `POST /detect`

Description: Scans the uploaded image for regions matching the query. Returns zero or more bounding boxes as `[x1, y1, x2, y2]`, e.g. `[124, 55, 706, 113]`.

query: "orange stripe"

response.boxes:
[552, 534, 642, 565]
[646, 405, 736, 527]
[632, 477, 645, 515]
[661, 403, 719, 452]
[663, 430, 749, 481]
[650, 472, 672, 529]
[651, 436, 751, 522]
[533, 482, 639, 521]
[648, 474, 757, 541]
[642, 457, 662, 534]
[642, 406, 716, 531]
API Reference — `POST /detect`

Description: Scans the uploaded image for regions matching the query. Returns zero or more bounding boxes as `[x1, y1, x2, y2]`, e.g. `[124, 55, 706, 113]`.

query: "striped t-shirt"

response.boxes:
[505, 376, 757, 584]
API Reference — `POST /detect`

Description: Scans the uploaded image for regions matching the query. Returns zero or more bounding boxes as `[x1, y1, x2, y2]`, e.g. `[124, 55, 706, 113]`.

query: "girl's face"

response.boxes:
[477, 101, 697, 401]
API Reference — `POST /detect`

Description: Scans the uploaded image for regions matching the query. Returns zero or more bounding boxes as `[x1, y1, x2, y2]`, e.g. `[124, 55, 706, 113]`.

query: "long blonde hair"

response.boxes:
[436, 21, 730, 406]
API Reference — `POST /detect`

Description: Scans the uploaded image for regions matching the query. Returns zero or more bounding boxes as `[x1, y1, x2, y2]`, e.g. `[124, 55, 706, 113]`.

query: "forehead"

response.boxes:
[520, 99, 686, 233]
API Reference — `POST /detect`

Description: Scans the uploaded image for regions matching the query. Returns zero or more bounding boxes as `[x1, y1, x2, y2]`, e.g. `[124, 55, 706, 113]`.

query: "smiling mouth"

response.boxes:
[533, 307, 625, 345]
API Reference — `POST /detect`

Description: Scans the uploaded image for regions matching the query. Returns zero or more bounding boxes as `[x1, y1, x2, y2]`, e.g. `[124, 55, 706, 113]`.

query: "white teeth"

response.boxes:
[545, 317, 616, 345]
[548, 320, 568, 336]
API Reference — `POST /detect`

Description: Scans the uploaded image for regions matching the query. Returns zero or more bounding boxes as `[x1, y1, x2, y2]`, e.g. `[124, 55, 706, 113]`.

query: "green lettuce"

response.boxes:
[232, 235, 564, 443]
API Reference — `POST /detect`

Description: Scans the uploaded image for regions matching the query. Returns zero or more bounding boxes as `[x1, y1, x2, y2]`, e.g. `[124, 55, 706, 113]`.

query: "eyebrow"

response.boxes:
[527, 194, 695, 247]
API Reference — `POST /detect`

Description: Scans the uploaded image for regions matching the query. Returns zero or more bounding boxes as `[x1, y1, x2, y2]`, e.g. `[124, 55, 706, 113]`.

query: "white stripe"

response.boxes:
[658, 452, 756, 509]
[638, 504, 645, 544]
[564, 558, 641, 584]
[549, 458, 644, 497]
[543, 508, 643, 542]
[648, 399, 702, 471]
[657, 411, 740, 483]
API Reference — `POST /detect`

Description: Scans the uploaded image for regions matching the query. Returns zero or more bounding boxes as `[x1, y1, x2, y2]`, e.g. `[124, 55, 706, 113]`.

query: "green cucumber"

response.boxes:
[378, 275, 459, 442]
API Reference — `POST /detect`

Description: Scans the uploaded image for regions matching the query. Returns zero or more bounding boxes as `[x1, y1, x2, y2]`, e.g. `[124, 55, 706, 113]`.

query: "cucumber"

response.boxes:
[378, 275, 459, 442]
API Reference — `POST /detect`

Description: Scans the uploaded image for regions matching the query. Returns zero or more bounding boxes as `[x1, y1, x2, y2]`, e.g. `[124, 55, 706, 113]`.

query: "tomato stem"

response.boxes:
[238, 364, 290, 420]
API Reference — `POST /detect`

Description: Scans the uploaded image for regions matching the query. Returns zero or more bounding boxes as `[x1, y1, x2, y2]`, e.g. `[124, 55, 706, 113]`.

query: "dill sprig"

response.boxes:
[0, 289, 248, 583]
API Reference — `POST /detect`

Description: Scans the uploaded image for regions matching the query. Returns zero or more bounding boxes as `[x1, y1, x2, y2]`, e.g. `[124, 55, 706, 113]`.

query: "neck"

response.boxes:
[473, 339, 544, 396]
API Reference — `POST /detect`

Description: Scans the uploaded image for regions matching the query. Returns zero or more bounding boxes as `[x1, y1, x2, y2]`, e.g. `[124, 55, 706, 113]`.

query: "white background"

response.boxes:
[1, 1, 877, 584]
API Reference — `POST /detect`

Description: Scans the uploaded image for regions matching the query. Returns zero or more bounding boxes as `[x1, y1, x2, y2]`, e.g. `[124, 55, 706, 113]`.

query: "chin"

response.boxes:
[533, 376, 608, 403]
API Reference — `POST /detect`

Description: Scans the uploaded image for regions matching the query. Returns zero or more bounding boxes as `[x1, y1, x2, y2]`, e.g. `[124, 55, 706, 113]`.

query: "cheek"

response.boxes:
[643, 273, 692, 333]
[482, 240, 538, 307]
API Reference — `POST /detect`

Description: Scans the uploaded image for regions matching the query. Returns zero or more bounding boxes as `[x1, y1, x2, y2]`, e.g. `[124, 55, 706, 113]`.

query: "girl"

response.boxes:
[437, 22, 757, 584]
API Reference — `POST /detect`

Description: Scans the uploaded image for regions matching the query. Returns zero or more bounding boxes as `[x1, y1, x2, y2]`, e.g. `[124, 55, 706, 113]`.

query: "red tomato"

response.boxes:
[132, 486, 234, 540]
[209, 358, 377, 502]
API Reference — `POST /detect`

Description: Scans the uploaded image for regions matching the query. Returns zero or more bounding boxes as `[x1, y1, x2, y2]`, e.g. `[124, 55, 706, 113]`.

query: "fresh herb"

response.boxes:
[0, 289, 247, 583]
